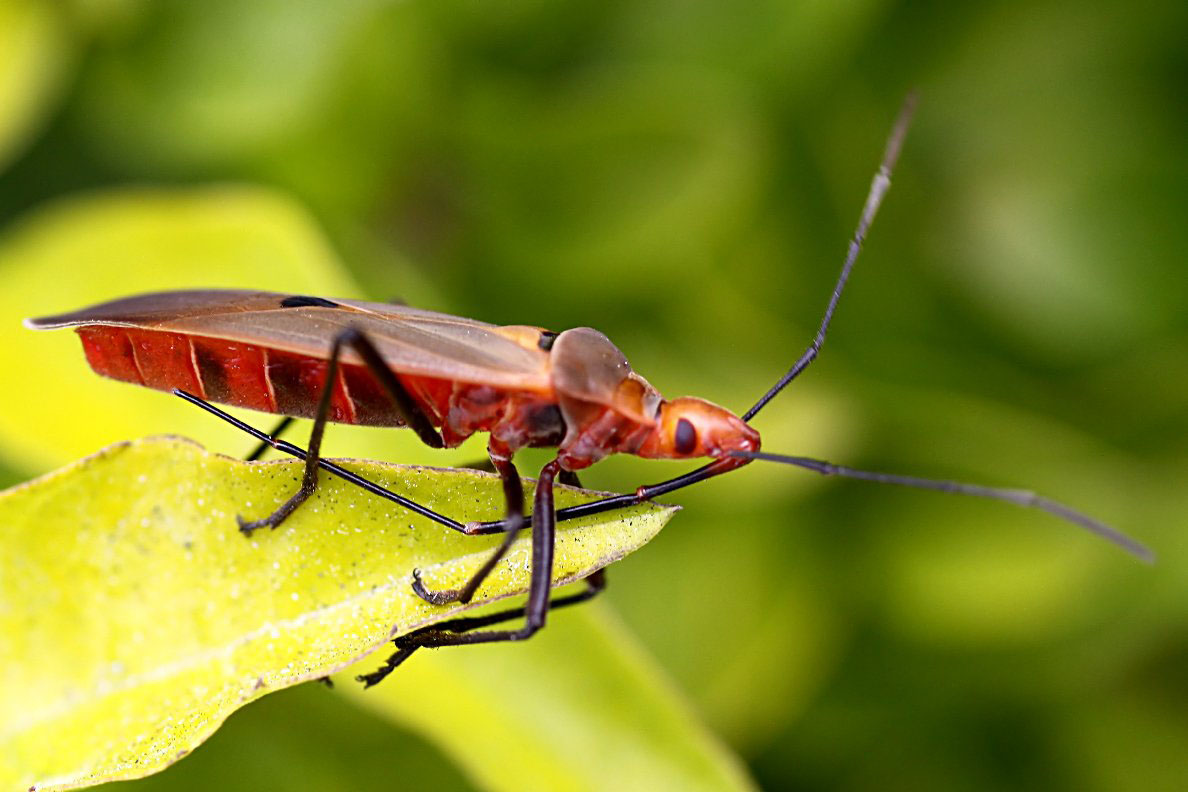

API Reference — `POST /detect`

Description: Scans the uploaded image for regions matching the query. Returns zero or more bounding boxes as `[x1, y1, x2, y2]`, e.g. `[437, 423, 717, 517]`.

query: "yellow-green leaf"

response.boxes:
[0, 436, 677, 791]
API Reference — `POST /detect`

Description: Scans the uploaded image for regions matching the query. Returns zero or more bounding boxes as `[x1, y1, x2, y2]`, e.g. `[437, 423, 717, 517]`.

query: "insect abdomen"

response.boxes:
[75, 326, 441, 427]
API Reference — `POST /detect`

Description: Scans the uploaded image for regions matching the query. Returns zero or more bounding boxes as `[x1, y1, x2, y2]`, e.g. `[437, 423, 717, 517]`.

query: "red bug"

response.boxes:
[25, 97, 1151, 686]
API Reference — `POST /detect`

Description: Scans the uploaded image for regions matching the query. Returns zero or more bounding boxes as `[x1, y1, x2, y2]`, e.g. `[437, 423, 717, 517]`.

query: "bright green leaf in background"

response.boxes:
[0, 0, 68, 174]
[0, 186, 356, 470]
[0, 437, 696, 790]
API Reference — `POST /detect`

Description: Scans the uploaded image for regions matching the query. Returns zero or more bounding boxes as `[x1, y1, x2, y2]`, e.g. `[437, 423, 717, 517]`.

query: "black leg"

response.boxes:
[358, 459, 560, 681]
[185, 388, 667, 535]
[178, 390, 473, 532]
[475, 459, 738, 532]
[246, 416, 295, 461]
[359, 565, 605, 688]
[235, 326, 445, 535]
[338, 328, 444, 450]
[234, 337, 342, 534]
[413, 449, 527, 605]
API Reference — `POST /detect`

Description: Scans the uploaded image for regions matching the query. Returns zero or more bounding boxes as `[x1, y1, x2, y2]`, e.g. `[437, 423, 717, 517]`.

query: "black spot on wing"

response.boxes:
[280, 295, 340, 309]
[538, 330, 558, 351]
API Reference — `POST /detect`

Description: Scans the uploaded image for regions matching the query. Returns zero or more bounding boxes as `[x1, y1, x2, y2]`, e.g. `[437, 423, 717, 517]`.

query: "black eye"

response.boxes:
[674, 418, 697, 455]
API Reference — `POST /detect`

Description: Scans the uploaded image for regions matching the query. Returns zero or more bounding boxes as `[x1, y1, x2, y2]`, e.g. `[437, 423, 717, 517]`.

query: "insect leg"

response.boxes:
[338, 328, 445, 451]
[236, 326, 445, 535]
[358, 568, 605, 687]
[413, 443, 527, 605]
[180, 387, 579, 537]
[177, 390, 494, 533]
[234, 335, 349, 535]
[365, 459, 561, 664]
[245, 416, 294, 461]
[471, 459, 731, 531]
[414, 462, 593, 606]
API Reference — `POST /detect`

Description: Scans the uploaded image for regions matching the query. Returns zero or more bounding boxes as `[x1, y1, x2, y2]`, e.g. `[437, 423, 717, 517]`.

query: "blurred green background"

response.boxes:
[1, 0, 1185, 789]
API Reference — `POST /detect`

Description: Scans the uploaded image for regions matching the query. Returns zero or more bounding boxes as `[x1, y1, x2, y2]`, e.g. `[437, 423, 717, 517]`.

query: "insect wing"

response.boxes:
[550, 327, 660, 423]
[27, 289, 552, 391]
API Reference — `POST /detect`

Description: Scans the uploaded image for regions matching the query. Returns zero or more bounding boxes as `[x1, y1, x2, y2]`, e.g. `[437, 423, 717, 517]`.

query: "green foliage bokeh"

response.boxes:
[0, 0, 1184, 789]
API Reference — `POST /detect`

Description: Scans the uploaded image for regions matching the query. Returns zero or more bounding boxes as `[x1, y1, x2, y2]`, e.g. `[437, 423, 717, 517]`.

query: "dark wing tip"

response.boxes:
[22, 290, 285, 331]
[24, 315, 65, 330]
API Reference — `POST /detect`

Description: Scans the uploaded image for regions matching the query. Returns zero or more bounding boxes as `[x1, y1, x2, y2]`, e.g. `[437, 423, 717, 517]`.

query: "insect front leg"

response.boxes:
[237, 326, 445, 535]
[413, 439, 527, 605]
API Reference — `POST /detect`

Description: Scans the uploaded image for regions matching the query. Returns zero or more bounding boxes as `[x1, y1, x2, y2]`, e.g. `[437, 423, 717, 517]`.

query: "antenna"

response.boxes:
[730, 450, 1152, 561]
[744, 91, 918, 421]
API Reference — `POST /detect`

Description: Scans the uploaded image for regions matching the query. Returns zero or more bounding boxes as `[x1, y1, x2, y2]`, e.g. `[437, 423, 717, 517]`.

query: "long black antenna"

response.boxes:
[744, 92, 918, 422]
[731, 450, 1154, 562]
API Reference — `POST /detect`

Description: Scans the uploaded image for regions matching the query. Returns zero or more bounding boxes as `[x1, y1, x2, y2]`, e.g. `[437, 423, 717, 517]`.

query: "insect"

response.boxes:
[25, 96, 1151, 687]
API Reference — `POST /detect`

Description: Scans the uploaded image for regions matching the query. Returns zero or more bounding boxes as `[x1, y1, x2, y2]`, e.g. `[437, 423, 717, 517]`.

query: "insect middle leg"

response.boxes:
[359, 459, 566, 684]
[413, 462, 583, 606]
[413, 441, 525, 605]
[237, 326, 445, 535]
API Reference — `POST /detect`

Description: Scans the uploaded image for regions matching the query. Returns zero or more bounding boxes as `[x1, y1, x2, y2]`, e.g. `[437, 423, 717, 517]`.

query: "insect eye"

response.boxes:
[674, 418, 697, 455]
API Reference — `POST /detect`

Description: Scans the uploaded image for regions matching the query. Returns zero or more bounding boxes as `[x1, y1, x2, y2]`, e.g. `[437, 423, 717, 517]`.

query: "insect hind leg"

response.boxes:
[234, 341, 341, 535]
[231, 326, 446, 535]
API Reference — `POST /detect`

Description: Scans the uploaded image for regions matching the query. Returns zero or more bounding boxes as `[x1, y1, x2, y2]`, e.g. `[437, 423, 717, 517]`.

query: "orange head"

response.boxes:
[636, 397, 760, 468]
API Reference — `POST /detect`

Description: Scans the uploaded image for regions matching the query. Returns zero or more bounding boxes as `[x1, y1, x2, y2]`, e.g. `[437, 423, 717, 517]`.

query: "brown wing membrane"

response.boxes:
[550, 328, 631, 401]
[550, 328, 660, 423]
[27, 289, 552, 390]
